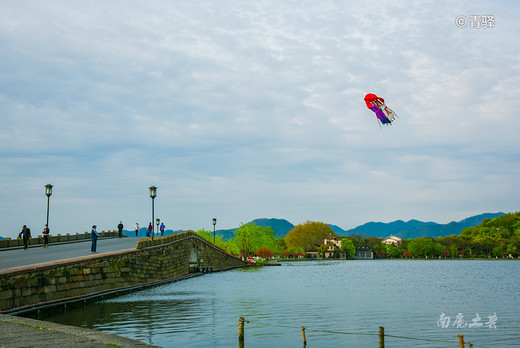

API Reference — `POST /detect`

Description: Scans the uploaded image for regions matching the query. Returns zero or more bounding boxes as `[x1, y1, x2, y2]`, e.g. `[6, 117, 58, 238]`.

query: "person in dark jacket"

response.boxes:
[19, 225, 31, 250]
[117, 221, 124, 238]
[43, 224, 50, 248]
[160, 222, 165, 237]
[147, 223, 153, 237]
[91, 225, 99, 253]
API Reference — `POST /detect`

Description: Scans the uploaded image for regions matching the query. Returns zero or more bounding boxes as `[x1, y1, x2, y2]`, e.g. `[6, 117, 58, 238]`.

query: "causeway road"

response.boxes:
[0, 237, 141, 270]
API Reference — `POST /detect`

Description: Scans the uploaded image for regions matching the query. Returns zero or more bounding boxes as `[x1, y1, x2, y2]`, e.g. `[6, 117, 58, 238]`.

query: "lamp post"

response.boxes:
[45, 184, 53, 227]
[212, 218, 217, 244]
[149, 186, 157, 240]
[156, 218, 160, 237]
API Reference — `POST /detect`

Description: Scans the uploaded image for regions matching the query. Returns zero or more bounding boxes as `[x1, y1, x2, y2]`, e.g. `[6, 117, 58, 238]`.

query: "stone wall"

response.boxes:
[0, 231, 247, 313]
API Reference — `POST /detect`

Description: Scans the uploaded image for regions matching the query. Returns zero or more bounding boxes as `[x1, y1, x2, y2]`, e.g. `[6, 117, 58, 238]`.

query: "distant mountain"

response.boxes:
[215, 227, 237, 241]
[217, 218, 295, 240]
[343, 213, 505, 238]
[252, 218, 295, 237]
[328, 224, 348, 235]
[114, 213, 506, 242]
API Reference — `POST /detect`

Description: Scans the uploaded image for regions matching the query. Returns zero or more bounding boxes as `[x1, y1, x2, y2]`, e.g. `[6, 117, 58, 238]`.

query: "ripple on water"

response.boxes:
[29, 260, 520, 347]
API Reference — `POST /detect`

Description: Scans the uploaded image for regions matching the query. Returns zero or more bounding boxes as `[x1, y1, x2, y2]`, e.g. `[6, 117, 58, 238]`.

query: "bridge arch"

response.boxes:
[189, 243, 198, 272]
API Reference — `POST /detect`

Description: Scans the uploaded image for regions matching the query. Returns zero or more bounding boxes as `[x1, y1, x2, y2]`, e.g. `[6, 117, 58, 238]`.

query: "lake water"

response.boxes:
[27, 260, 520, 347]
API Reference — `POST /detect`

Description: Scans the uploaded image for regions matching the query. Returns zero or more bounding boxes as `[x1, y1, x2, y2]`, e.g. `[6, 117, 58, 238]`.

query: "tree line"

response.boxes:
[363, 212, 520, 258]
[196, 212, 520, 260]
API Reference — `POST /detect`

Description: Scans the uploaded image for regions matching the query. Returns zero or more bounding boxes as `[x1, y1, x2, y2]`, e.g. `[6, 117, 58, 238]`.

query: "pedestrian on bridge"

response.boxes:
[160, 222, 165, 237]
[147, 223, 153, 237]
[43, 224, 50, 248]
[134, 223, 139, 237]
[118, 221, 124, 238]
[18, 225, 31, 250]
[91, 225, 99, 253]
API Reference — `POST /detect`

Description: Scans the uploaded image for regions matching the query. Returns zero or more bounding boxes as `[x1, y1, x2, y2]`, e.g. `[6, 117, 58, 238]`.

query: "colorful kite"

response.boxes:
[364, 93, 397, 128]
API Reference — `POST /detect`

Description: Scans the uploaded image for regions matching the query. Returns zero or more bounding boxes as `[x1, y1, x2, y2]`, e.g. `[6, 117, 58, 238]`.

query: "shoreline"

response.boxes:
[0, 313, 158, 347]
[270, 257, 520, 262]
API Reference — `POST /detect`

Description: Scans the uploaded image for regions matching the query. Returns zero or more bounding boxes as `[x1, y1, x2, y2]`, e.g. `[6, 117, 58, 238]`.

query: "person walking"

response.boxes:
[43, 224, 50, 248]
[134, 223, 139, 237]
[91, 225, 99, 254]
[147, 223, 153, 237]
[18, 225, 31, 250]
[117, 221, 124, 238]
[160, 222, 165, 237]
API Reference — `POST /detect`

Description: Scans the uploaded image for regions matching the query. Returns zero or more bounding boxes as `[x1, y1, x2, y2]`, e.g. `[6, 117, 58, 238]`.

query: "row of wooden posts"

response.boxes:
[238, 317, 473, 347]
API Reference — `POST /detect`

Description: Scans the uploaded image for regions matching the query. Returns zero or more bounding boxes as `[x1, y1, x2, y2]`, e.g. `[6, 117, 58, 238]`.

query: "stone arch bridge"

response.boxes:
[0, 231, 248, 313]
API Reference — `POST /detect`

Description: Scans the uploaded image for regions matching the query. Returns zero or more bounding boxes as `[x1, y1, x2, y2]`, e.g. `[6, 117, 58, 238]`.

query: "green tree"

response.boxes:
[473, 235, 496, 256]
[505, 243, 517, 257]
[347, 233, 365, 248]
[384, 244, 400, 258]
[449, 244, 458, 258]
[274, 237, 287, 254]
[365, 237, 384, 250]
[225, 238, 240, 255]
[285, 221, 335, 251]
[233, 222, 276, 259]
[340, 238, 356, 259]
[196, 229, 226, 249]
[407, 238, 438, 257]
[460, 212, 520, 255]
[492, 246, 504, 258]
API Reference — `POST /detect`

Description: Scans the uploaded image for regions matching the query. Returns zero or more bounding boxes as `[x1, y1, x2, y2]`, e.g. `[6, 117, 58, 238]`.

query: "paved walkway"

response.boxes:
[0, 313, 158, 348]
[0, 237, 140, 270]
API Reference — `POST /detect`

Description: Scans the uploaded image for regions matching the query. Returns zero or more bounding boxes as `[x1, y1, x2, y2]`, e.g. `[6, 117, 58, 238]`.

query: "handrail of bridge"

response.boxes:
[0, 230, 121, 250]
[136, 230, 242, 261]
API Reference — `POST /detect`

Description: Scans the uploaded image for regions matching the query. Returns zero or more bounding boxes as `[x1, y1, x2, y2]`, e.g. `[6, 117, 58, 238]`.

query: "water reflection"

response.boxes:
[25, 260, 520, 347]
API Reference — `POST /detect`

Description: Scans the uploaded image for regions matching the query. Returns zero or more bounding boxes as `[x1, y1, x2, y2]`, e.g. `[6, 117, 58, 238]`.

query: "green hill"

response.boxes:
[459, 211, 520, 239]
[217, 218, 294, 240]
[343, 213, 505, 238]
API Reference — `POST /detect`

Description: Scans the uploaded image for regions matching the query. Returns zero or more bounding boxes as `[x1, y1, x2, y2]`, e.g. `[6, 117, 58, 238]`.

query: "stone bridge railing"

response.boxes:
[0, 231, 248, 314]
[0, 230, 120, 249]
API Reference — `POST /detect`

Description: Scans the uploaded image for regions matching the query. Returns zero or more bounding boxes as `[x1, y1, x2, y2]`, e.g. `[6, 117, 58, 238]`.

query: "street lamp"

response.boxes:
[156, 218, 160, 236]
[45, 184, 53, 227]
[149, 186, 157, 240]
[213, 218, 217, 244]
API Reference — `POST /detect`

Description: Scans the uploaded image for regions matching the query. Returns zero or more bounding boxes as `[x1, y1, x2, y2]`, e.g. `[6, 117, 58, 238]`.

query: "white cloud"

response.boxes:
[0, 0, 519, 237]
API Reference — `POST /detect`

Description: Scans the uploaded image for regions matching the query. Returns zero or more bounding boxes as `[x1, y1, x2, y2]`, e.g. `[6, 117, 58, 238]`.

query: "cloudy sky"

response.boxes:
[1, 0, 518, 238]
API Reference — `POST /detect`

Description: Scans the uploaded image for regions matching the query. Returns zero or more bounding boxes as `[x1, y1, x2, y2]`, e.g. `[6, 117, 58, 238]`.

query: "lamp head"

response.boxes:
[45, 184, 53, 197]
[149, 186, 157, 199]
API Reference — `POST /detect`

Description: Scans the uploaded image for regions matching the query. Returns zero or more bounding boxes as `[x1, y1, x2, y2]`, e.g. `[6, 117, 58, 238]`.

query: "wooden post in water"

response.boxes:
[379, 327, 384, 348]
[239, 317, 245, 346]
[458, 334, 464, 348]
[301, 326, 307, 345]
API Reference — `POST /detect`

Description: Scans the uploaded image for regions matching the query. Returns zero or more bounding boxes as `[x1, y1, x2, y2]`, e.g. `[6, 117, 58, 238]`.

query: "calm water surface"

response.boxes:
[29, 260, 520, 347]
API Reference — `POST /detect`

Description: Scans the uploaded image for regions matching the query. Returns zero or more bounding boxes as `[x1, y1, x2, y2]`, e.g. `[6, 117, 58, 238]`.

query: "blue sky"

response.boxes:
[1, 1, 519, 238]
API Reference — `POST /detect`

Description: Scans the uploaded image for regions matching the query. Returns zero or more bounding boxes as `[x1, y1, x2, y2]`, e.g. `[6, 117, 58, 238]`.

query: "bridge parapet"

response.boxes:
[0, 230, 120, 249]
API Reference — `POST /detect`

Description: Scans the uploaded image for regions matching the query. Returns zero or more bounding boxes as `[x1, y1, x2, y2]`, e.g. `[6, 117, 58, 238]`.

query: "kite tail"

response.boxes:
[371, 106, 391, 124]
